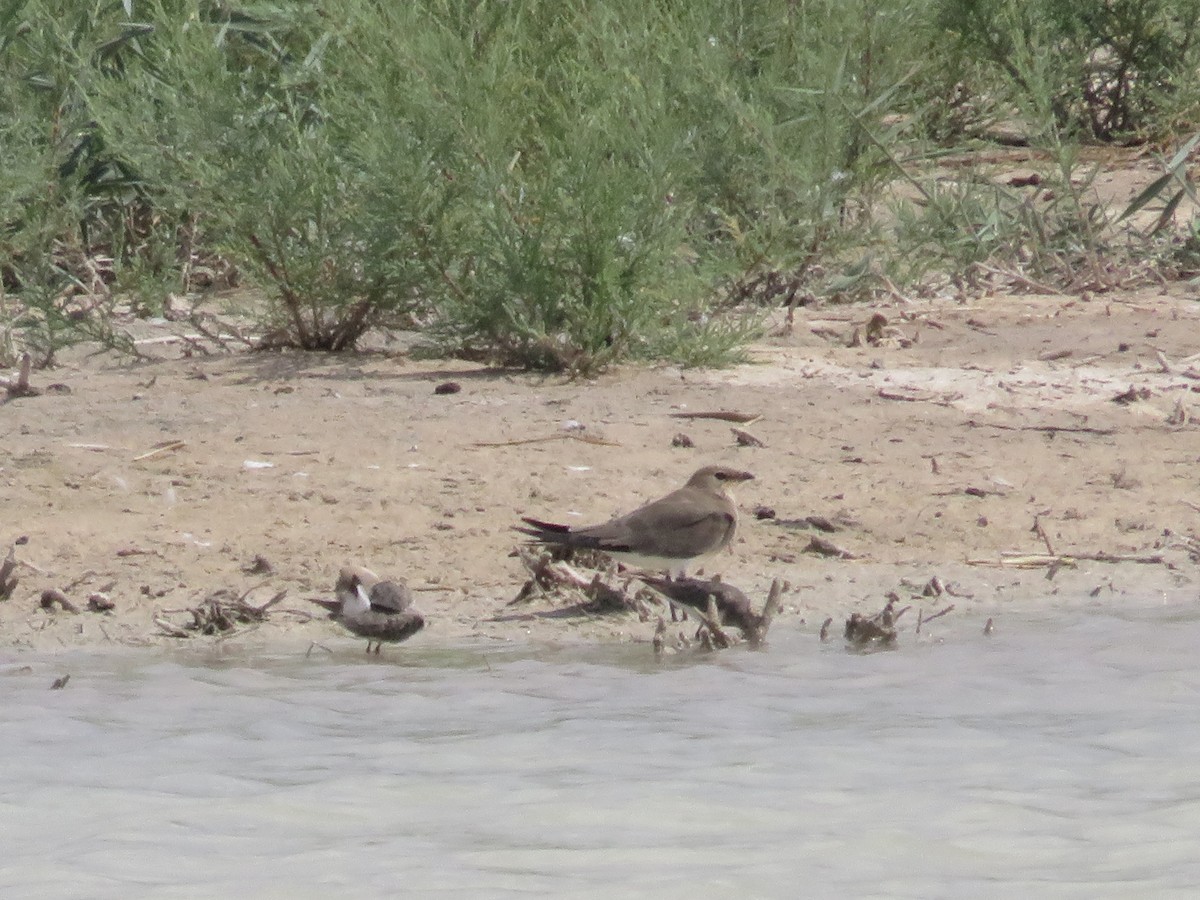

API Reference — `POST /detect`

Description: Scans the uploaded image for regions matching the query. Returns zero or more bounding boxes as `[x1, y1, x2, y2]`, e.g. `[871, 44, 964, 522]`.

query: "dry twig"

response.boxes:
[473, 433, 620, 448]
[669, 410, 761, 424]
[132, 440, 187, 462]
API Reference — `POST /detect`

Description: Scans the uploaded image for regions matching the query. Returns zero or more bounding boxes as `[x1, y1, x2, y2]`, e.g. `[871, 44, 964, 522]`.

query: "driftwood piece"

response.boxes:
[967, 550, 1164, 568]
[86, 592, 115, 613]
[39, 589, 79, 613]
[844, 612, 897, 649]
[642, 575, 783, 649]
[694, 596, 736, 650]
[132, 440, 187, 462]
[473, 433, 620, 448]
[968, 420, 1116, 437]
[1032, 516, 1056, 556]
[731, 427, 766, 448]
[640, 575, 758, 631]
[669, 410, 761, 424]
[510, 548, 631, 613]
[154, 617, 191, 638]
[916, 604, 955, 634]
[160, 586, 287, 637]
[843, 595, 955, 650]
[0, 547, 18, 600]
[804, 535, 858, 559]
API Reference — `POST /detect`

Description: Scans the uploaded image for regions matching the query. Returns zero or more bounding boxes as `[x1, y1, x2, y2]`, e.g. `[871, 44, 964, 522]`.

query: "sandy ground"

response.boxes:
[3, 280, 1199, 657]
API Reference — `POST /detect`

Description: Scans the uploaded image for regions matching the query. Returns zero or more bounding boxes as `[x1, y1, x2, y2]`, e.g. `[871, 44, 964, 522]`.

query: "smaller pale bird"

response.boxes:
[517, 465, 754, 577]
[310, 567, 424, 654]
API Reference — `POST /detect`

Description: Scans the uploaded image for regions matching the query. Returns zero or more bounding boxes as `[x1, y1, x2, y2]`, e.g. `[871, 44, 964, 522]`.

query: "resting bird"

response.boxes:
[516, 465, 754, 577]
[310, 567, 424, 654]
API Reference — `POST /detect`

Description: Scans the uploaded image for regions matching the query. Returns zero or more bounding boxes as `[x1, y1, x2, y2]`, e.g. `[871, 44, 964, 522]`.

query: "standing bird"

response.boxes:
[516, 465, 754, 577]
[310, 567, 424, 654]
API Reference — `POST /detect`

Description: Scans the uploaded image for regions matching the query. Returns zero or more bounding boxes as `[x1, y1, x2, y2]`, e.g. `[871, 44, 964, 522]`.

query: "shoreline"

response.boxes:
[3, 288, 1198, 654]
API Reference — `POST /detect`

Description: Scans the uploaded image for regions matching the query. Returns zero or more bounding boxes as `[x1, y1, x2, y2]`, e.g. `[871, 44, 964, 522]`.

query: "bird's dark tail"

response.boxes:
[515, 517, 573, 538]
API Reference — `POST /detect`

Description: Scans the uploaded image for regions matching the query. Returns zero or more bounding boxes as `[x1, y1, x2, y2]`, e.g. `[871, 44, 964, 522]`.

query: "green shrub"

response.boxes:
[0, 0, 154, 363]
[937, 0, 1200, 141]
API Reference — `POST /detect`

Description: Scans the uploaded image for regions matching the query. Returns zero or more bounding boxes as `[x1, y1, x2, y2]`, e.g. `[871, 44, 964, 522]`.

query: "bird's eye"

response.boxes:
[714, 471, 727, 480]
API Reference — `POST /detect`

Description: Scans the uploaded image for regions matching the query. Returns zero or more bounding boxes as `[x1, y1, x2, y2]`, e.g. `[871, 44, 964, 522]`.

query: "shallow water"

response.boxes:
[4, 605, 1200, 898]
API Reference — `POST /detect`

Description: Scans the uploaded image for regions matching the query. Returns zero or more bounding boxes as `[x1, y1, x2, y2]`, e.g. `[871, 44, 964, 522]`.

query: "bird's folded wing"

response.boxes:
[368, 581, 413, 613]
[613, 508, 735, 558]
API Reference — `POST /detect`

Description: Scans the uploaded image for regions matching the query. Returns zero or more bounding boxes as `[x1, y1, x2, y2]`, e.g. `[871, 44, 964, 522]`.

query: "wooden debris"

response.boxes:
[877, 388, 939, 403]
[731, 427, 766, 448]
[132, 440, 187, 462]
[640, 575, 772, 642]
[653, 616, 669, 658]
[671, 432, 695, 448]
[50, 674, 70, 690]
[473, 433, 620, 448]
[1167, 397, 1189, 426]
[305, 641, 334, 658]
[646, 576, 783, 654]
[159, 587, 287, 637]
[968, 550, 1164, 568]
[511, 548, 630, 612]
[1073, 551, 1165, 564]
[694, 595, 736, 650]
[0, 546, 18, 600]
[819, 617, 833, 642]
[968, 420, 1116, 436]
[243, 554, 274, 575]
[844, 603, 898, 650]
[1032, 516, 1056, 556]
[154, 616, 191, 638]
[86, 592, 115, 613]
[983, 618, 994, 636]
[1112, 385, 1151, 405]
[804, 535, 858, 559]
[434, 381, 462, 395]
[1038, 349, 1072, 361]
[916, 604, 955, 634]
[39, 589, 79, 613]
[943, 581, 975, 599]
[750, 579, 783, 649]
[669, 410, 761, 424]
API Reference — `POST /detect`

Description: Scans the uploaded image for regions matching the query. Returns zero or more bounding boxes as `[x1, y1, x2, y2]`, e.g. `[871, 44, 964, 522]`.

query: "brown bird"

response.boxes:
[310, 567, 424, 654]
[517, 465, 754, 577]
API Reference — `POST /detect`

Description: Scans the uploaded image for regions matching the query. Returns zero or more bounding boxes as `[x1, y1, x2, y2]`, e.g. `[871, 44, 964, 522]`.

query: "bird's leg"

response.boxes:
[365, 642, 373, 654]
[373, 643, 382, 655]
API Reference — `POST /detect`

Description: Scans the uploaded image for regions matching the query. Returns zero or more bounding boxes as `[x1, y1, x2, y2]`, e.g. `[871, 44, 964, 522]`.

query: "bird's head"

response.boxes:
[688, 465, 755, 492]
